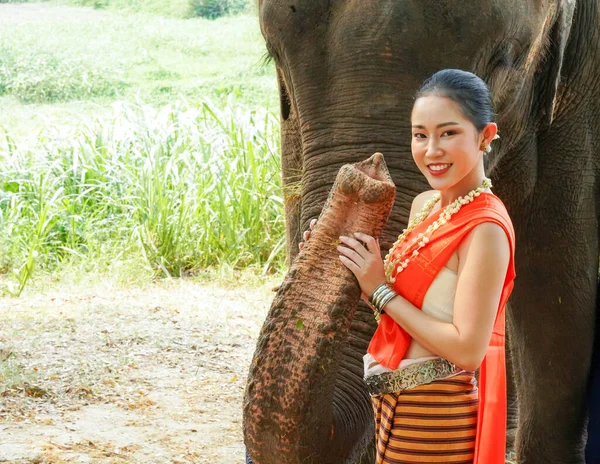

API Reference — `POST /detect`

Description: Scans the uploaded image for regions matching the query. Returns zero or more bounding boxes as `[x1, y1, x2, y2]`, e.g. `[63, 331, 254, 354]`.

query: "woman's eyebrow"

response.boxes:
[411, 122, 459, 129]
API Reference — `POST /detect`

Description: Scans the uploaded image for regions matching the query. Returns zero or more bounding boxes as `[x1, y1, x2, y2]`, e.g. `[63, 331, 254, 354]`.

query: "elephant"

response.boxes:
[244, 1, 600, 463]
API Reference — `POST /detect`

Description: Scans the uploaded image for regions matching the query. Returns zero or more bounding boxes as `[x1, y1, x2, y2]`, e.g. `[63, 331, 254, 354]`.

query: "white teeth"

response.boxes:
[429, 164, 451, 171]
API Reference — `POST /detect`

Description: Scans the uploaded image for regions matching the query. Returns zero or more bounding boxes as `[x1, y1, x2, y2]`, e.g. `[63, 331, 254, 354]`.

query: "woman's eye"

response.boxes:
[413, 133, 426, 139]
[442, 130, 456, 137]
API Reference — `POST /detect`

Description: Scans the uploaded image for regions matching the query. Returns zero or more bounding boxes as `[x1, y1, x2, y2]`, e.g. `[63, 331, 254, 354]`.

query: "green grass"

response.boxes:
[61, 0, 195, 18]
[0, 10, 278, 135]
[0, 99, 284, 295]
[0, 12, 275, 104]
[2, 0, 255, 19]
[57, 0, 253, 19]
[0, 5, 283, 294]
[0, 45, 129, 103]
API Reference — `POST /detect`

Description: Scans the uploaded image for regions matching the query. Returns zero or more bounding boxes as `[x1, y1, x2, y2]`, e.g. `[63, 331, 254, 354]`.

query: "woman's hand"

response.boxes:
[298, 218, 317, 250]
[337, 232, 387, 297]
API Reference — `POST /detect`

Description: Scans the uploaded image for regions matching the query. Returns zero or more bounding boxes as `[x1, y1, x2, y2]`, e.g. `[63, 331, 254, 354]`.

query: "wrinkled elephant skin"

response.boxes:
[244, 154, 396, 464]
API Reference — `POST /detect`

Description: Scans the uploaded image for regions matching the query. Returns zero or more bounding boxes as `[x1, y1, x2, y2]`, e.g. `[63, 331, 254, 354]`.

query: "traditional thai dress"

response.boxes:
[366, 192, 516, 464]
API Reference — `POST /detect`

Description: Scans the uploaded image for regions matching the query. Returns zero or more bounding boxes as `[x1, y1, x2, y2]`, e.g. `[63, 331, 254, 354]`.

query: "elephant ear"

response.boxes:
[539, 0, 575, 128]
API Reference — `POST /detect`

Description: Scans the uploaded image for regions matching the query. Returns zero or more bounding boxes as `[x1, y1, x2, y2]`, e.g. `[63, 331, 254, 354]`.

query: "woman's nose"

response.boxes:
[426, 140, 443, 157]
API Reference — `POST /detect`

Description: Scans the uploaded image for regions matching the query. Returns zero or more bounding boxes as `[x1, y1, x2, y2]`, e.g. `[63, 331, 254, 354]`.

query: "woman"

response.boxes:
[301, 69, 516, 463]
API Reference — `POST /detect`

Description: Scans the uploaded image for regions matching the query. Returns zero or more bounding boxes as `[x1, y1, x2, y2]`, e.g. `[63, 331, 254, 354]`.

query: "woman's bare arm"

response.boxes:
[382, 218, 510, 371]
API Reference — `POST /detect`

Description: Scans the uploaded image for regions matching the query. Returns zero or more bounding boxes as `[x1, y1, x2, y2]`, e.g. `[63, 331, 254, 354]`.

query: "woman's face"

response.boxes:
[410, 95, 491, 194]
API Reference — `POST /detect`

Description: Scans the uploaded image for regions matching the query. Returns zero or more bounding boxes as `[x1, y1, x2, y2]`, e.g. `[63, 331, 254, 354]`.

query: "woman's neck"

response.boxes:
[438, 167, 490, 208]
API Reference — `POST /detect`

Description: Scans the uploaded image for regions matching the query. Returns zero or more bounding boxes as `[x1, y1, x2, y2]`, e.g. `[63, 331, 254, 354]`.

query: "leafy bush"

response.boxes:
[190, 0, 250, 19]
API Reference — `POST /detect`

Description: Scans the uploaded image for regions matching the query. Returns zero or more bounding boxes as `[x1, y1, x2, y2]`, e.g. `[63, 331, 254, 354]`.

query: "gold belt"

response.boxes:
[364, 357, 462, 396]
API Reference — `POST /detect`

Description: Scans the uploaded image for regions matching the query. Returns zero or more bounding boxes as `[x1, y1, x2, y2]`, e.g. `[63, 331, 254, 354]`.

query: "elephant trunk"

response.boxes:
[243, 153, 396, 464]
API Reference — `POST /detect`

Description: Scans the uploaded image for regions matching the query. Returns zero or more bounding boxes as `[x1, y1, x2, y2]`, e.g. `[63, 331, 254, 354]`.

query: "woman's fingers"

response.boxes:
[339, 236, 369, 260]
[353, 232, 379, 255]
[337, 244, 363, 265]
[302, 229, 377, 257]
[339, 255, 359, 273]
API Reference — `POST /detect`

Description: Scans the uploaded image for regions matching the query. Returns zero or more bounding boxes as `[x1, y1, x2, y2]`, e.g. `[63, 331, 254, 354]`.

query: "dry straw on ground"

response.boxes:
[0, 277, 275, 463]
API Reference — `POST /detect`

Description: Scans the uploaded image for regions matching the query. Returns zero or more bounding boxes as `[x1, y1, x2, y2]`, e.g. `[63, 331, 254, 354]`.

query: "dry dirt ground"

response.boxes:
[0, 278, 275, 463]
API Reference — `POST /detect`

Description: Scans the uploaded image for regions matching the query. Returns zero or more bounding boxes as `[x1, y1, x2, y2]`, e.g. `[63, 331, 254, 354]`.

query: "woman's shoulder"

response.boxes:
[456, 220, 511, 274]
[476, 192, 515, 234]
[458, 194, 514, 263]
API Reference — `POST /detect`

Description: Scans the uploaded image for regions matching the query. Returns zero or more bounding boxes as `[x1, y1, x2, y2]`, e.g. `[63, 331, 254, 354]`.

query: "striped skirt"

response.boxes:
[371, 372, 478, 463]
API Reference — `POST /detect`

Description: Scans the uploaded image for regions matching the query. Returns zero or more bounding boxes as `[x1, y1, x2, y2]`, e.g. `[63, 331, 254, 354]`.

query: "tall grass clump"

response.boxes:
[0, 100, 284, 295]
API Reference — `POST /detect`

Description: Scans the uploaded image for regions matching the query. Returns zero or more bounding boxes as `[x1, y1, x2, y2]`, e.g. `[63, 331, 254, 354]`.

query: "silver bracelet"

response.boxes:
[378, 289, 398, 311]
[369, 284, 388, 308]
[369, 284, 398, 321]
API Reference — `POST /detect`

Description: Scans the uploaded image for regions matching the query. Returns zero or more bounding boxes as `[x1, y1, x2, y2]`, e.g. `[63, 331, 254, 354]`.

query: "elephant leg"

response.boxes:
[586, 278, 600, 464]
[508, 228, 597, 463]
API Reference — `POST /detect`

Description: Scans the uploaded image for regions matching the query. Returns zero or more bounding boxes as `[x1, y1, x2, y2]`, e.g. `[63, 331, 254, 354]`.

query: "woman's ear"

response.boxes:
[482, 123, 498, 146]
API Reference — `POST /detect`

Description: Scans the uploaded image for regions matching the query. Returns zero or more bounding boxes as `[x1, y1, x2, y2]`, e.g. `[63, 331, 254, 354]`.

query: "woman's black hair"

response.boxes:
[414, 69, 495, 131]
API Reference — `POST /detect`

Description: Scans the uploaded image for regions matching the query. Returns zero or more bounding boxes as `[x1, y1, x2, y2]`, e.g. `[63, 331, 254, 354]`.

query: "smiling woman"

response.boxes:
[409, 73, 498, 207]
[335, 69, 515, 464]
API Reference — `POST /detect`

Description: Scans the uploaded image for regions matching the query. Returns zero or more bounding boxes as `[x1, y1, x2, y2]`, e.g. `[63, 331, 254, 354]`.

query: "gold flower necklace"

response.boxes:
[383, 178, 493, 284]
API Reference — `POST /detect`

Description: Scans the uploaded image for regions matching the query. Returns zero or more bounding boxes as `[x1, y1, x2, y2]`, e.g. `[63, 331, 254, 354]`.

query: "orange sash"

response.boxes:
[367, 192, 516, 464]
